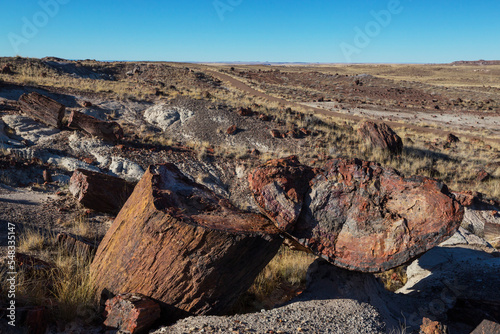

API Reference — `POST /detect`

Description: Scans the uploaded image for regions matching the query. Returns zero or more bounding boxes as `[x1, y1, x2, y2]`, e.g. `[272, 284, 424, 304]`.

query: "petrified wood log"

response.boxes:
[18, 92, 65, 129]
[90, 164, 283, 319]
[56, 232, 97, 258]
[69, 169, 136, 214]
[68, 110, 124, 143]
[249, 157, 464, 272]
[248, 156, 317, 232]
[104, 293, 160, 334]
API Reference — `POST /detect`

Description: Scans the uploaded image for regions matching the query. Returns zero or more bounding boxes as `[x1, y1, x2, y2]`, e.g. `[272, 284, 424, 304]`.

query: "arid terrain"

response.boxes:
[0, 57, 499, 334]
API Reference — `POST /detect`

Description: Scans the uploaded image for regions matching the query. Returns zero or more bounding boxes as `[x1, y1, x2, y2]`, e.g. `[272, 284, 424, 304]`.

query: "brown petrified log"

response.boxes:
[104, 293, 161, 334]
[249, 157, 464, 272]
[90, 164, 283, 319]
[69, 169, 136, 214]
[56, 232, 97, 258]
[358, 121, 403, 155]
[18, 92, 65, 128]
[68, 110, 123, 143]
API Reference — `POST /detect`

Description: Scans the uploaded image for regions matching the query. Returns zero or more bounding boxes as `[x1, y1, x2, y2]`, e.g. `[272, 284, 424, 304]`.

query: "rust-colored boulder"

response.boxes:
[249, 157, 464, 272]
[237, 107, 253, 116]
[104, 293, 160, 334]
[248, 156, 317, 232]
[69, 169, 136, 214]
[91, 164, 282, 319]
[226, 125, 238, 135]
[358, 121, 403, 155]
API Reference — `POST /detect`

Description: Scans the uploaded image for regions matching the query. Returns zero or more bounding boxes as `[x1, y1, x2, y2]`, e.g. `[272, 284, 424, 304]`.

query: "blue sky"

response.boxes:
[0, 0, 499, 63]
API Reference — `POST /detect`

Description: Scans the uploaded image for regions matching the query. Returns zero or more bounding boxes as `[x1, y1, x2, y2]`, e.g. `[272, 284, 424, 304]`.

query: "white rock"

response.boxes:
[144, 104, 194, 131]
[109, 157, 144, 182]
[2, 115, 59, 143]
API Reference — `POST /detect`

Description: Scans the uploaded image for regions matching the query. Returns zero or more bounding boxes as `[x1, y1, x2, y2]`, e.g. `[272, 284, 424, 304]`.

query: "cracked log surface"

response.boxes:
[90, 164, 283, 320]
[18, 92, 65, 129]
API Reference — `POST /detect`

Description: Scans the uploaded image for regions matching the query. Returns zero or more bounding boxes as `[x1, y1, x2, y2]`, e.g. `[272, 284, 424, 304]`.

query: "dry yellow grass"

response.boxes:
[0, 228, 98, 324]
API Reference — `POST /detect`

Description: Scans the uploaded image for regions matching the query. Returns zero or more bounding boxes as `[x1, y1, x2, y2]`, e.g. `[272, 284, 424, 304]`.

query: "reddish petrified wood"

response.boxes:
[226, 125, 238, 135]
[249, 157, 464, 272]
[358, 121, 403, 155]
[18, 92, 65, 129]
[248, 156, 317, 232]
[90, 164, 283, 319]
[68, 110, 123, 143]
[69, 169, 136, 214]
[104, 293, 160, 334]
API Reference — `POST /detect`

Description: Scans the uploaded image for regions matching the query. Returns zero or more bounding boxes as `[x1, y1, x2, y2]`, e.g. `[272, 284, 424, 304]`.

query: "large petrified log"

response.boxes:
[69, 169, 136, 214]
[90, 164, 283, 319]
[358, 121, 403, 155]
[18, 92, 65, 129]
[249, 157, 464, 272]
[68, 110, 123, 143]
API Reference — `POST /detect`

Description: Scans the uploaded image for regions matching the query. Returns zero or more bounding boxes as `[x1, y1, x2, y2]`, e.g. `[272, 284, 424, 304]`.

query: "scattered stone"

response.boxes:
[299, 128, 311, 136]
[69, 169, 136, 214]
[270, 129, 281, 138]
[68, 110, 124, 143]
[357, 121, 403, 155]
[226, 125, 238, 135]
[476, 169, 491, 182]
[18, 92, 66, 129]
[237, 107, 253, 116]
[91, 164, 283, 320]
[104, 293, 160, 334]
[447, 133, 460, 144]
[42, 169, 52, 183]
[259, 114, 270, 121]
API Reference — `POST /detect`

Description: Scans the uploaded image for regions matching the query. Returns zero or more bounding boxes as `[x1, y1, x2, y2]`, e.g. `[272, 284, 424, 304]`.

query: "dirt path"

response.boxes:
[201, 67, 500, 144]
